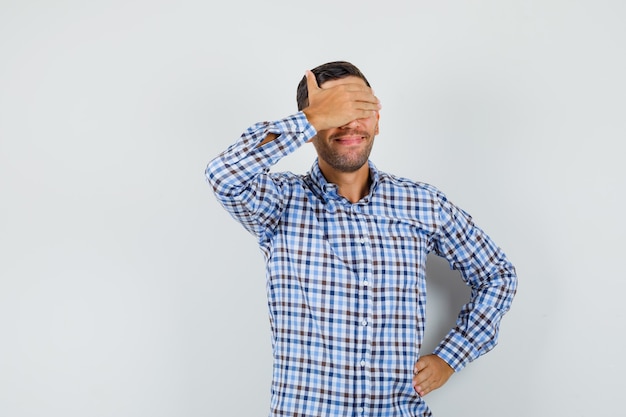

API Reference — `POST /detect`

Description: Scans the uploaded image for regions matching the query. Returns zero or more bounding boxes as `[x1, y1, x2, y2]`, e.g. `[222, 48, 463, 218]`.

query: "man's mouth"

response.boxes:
[335, 137, 364, 145]
[331, 132, 368, 145]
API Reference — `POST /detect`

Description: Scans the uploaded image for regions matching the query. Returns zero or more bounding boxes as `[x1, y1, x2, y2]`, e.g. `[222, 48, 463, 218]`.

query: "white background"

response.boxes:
[1, 1, 624, 416]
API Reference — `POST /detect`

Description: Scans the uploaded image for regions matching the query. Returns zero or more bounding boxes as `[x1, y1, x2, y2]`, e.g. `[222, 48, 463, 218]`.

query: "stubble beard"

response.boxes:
[314, 132, 374, 173]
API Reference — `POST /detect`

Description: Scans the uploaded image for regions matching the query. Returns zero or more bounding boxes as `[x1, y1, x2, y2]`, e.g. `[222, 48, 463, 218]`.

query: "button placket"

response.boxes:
[350, 205, 373, 417]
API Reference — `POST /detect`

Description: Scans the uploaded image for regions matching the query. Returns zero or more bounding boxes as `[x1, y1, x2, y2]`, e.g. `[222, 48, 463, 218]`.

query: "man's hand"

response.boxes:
[302, 70, 380, 132]
[412, 354, 455, 397]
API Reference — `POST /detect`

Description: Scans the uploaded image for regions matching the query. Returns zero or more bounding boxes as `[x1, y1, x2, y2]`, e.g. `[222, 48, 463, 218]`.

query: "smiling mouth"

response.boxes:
[332, 132, 368, 145]
[334, 136, 365, 145]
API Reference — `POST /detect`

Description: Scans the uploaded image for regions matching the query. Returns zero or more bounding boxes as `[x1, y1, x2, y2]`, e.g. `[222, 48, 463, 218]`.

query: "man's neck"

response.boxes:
[318, 161, 371, 204]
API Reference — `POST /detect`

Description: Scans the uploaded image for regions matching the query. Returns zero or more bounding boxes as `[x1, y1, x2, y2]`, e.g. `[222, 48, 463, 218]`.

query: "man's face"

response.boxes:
[310, 76, 380, 173]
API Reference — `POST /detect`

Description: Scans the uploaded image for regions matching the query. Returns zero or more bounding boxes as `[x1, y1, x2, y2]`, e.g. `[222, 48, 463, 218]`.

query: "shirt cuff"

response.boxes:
[432, 329, 480, 372]
[257, 112, 317, 155]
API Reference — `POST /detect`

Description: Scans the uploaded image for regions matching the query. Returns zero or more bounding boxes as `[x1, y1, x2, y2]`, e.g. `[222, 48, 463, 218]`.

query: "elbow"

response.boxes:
[205, 157, 236, 198]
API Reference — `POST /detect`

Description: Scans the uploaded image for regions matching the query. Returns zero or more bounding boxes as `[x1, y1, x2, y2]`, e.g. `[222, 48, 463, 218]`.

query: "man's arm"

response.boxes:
[205, 113, 315, 239]
[414, 193, 518, 396]
[206, 70, 381, 238]
[433, 201, 517, 366]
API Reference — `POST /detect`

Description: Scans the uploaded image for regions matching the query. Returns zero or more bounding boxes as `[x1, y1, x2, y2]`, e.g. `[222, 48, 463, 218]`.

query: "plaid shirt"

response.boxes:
[206, 112, 517, 417]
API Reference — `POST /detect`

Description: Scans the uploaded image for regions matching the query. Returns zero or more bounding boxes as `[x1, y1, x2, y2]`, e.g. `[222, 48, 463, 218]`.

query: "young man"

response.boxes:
[206, 61, 517, 417]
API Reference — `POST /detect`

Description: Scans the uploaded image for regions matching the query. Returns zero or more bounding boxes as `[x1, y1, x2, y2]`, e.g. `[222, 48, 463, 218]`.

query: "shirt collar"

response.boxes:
[308, 159, 380, 204]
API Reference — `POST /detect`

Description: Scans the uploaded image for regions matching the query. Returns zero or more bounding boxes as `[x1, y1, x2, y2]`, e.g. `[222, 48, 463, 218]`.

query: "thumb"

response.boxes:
[305, 70, 320, 93]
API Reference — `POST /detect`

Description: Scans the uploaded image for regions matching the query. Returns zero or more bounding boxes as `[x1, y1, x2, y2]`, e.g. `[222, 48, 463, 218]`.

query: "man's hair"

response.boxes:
[296, 61, 371, 111]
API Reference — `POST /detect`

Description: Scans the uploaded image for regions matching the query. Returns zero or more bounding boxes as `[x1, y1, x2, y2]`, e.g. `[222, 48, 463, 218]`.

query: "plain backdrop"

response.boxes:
[1, 1, 624, 416]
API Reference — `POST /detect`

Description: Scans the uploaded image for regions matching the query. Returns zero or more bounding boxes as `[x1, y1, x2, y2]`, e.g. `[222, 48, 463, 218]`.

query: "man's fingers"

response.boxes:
[413, 358, 427, 374]
[412, 355, 454, 397]
[302, 71, 380, 131]
[306, 71, 378, 103]
[412, 367, 431, 396]
[352, 90, 382, 107]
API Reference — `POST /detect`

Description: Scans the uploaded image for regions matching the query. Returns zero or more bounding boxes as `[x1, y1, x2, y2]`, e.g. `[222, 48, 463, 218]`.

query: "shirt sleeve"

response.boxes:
[430, 192, 518, 372]
[205, 112, 317, 242]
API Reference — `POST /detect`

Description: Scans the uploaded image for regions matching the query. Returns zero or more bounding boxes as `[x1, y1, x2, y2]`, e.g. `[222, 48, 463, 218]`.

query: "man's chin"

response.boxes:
[330, 158, 369, 173]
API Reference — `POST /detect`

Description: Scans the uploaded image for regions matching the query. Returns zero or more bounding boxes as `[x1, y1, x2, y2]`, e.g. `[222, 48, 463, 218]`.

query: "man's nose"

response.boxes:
[340, 119, 360, 129]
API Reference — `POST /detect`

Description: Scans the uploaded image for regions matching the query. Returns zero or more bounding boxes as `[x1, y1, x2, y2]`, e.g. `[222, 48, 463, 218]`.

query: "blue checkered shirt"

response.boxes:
[205, 112, 517, 417]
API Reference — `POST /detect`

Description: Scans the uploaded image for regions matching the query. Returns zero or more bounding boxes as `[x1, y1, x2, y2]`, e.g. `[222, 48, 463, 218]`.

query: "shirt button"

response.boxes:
[362, 320, 368, 326]
[360, 237, 367, 245]
[363, 280, 369, 286]
[359, 407, 365, 414]
[360, 359, 366, 367]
